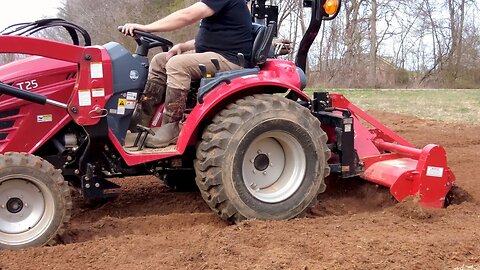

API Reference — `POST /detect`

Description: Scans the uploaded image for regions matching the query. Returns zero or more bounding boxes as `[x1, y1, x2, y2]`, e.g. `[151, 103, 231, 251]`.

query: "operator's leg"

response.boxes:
[145, 52, 240, 148]
[129, 52, 168, 130]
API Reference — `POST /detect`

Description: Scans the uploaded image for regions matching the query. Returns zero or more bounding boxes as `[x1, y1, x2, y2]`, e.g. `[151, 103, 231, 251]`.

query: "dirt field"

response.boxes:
[1, 111, 479, 270]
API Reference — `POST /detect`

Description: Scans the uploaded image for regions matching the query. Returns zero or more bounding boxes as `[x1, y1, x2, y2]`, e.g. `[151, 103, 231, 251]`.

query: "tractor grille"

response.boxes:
[0, 82, 14, 99]
[0, 109, 19, 140]
[65, 72, 77, 80]
[0, 109, 20, 118]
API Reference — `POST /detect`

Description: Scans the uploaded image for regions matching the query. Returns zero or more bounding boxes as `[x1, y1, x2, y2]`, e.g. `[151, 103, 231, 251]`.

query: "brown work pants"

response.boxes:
[148, 51, 240, 123]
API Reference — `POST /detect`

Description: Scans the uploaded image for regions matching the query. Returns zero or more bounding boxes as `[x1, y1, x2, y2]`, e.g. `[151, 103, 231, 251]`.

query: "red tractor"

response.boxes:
[0, 0, 455, 249]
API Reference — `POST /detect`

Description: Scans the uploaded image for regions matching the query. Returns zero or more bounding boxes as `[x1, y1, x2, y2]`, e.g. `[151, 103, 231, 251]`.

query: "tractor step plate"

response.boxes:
[123, 144, 177, 155]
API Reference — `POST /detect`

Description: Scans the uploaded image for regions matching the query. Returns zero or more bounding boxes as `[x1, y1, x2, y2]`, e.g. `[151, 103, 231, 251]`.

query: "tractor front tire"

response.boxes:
[195, 94, 330, 223]
[0, 153, 71, 249]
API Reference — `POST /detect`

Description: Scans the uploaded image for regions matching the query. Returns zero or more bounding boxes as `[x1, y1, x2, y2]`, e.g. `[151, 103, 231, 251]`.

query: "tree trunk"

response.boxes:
[369, 0, 378, 88]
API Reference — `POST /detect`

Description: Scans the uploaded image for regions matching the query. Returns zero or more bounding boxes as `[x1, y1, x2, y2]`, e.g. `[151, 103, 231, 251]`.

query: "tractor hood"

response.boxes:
[0, 56, 77, 90]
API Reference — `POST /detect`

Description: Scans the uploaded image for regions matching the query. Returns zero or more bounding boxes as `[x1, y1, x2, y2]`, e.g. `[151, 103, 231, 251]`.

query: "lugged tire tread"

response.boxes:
[0, 152, 71, 248]
[194, 94, 331, 223]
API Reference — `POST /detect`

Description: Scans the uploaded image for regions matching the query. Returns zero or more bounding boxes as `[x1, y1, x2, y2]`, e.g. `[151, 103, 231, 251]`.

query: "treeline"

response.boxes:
[273, 0, 480, 88]
[1, 0, 479, 89]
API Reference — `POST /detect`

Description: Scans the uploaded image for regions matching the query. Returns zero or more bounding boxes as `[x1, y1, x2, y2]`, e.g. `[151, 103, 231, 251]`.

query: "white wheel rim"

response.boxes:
[0, 175, 55, 246]
[242, 131, 306, 203]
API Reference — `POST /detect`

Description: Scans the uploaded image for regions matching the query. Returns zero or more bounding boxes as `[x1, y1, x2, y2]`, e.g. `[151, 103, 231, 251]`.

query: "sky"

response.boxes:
[0, 0, 63, 31]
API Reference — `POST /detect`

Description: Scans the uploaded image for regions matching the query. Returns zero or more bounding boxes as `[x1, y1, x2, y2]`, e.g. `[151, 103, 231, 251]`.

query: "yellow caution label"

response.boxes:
[117, 99, 126, 115]
[118, 99, 126, 107]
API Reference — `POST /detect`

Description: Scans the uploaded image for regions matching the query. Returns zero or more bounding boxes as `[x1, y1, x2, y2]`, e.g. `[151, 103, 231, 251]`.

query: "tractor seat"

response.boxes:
[250, 21, 277, 67]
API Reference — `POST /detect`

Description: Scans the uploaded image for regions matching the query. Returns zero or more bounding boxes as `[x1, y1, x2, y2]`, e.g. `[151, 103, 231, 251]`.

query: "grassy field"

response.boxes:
[306, 89, 480, 124]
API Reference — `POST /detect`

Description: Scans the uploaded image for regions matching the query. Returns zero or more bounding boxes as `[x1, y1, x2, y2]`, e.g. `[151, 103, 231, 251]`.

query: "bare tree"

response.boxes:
[59, 0, 196, 52]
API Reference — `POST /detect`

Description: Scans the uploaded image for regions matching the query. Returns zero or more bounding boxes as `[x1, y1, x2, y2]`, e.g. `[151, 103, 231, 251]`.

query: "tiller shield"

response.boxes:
[317, 93, 456, 208]
[362, 141, 454, 208]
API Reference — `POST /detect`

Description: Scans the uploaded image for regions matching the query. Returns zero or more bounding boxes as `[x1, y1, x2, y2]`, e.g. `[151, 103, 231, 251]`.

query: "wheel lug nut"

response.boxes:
[263, 171, 267, 175]
[250, 159, 254, 163]
[257, 150, 262, 154]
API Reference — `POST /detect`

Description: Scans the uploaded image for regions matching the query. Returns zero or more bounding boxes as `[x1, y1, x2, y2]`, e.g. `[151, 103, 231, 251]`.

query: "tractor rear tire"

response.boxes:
[0, 153, 71, 249]
[195, 94, 330, 223]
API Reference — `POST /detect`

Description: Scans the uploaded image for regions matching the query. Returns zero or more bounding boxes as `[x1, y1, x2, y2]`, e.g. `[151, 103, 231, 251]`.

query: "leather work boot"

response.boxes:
[145, 122, 180, 148]
[129, 80, 166, 131]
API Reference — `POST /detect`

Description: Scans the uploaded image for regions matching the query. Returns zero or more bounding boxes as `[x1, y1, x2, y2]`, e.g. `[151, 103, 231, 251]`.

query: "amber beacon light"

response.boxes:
[323, 0, 339, 15]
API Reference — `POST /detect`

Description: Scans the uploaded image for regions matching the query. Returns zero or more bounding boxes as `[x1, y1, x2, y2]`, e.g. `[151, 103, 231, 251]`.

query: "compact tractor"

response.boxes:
[0, 0, 455, 249]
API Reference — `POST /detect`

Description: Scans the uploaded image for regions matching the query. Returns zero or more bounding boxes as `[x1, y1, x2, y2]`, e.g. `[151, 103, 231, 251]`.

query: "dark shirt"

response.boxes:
[195, 0, 253, 65]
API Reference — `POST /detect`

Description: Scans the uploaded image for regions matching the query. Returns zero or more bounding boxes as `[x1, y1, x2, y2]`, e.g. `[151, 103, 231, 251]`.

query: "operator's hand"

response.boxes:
[121, 23, 146, 37]
[166, 44, 183, 61]
[272, 38, 292, 56]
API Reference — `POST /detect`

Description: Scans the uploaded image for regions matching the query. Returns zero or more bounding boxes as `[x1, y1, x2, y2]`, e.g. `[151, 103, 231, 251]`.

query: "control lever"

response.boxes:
[237, 53, 246, 68]
[198, 64, 208, 78]
[210, 58, 220, 71]
[133, 125, 156, 150]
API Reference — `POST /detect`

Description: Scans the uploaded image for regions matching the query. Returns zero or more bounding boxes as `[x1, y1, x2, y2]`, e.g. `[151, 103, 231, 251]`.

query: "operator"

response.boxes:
[122, 0, 253, 148]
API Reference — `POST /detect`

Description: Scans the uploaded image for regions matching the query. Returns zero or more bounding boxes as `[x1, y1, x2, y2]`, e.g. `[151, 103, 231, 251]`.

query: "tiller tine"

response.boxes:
[361, 140, 456, 208]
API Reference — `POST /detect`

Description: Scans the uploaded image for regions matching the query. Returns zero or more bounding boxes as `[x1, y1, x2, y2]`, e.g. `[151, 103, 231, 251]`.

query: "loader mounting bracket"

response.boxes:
[81, 163, 120, 199]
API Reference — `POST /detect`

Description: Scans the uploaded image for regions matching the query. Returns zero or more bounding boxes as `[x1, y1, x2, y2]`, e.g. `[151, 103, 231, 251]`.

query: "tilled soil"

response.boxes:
[1, 111, 479, 270]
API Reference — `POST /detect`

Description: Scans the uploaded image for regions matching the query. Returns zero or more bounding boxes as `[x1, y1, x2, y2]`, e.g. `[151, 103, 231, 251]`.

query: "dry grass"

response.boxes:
[306, 89, 480, 124]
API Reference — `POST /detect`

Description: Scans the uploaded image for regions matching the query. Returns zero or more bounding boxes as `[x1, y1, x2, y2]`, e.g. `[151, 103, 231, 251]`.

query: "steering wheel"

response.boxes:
[117, 26, 174, 49]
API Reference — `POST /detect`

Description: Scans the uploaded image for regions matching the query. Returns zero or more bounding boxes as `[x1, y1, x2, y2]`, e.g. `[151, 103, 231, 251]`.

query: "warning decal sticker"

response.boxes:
[126, 92, 138, 101]
[90, 62, 103, 79]
[426, 166, 444, 178]
[126, 101, 136, 110]
[92, 88, 105, 97]
[117, 99, 126, 115]
[78, 90, 91, 106]
[37, 114, 53, 123]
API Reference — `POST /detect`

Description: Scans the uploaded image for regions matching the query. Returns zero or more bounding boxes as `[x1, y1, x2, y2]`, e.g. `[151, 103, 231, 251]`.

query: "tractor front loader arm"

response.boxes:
[0, 35, 112, 126]
[0, 36, 86, 63]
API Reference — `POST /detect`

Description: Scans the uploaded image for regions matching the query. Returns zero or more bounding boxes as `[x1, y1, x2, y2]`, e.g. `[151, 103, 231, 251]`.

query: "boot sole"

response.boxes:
[145, 136, 179, 148]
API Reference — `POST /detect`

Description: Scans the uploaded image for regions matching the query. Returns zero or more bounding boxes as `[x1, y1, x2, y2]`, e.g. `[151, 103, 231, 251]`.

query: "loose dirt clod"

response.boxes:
[391, 196, 443, 220]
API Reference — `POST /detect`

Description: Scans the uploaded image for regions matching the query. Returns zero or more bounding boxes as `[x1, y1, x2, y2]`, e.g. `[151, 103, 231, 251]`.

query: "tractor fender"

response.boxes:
[176, 64, 310, 153]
